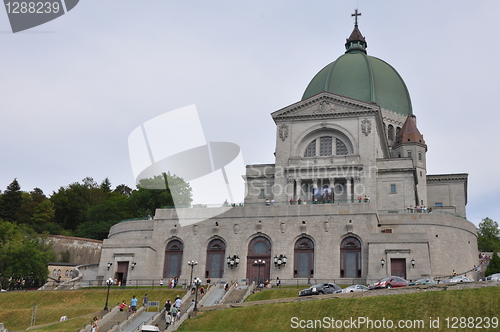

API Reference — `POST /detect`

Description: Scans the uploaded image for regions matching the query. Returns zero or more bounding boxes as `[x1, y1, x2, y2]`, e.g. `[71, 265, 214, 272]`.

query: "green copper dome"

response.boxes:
[302, 25, 413, 116]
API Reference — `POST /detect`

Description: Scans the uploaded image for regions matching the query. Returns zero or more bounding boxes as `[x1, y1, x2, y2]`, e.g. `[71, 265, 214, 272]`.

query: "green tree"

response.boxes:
[0, 220, 55, 289]
[485, 251, 500, 276]
[32, 199, 56, 233]
[113, 184, 133, 197]
[50, 177, 113, 231]
[130, 173, 192, 217]
[0, 179, 23, 222]
[76, 194, 135, 240]
[477, 217, 500, 252]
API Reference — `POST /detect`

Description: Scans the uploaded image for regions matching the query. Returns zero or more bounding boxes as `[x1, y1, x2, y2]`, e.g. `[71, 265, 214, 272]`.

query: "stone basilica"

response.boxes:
[97, 18, 477, 286]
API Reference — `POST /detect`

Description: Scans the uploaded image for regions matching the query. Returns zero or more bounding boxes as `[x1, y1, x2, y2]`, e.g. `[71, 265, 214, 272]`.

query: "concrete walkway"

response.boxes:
[120, 311, 157, 332]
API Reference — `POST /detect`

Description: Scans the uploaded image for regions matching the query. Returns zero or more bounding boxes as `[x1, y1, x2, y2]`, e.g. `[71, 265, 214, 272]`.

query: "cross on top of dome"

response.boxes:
[352, 9, 361, 27]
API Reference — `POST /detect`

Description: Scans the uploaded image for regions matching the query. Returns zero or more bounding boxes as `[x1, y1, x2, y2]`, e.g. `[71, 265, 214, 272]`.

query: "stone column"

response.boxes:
[287, 179, 295, 203]
[296, 179, 302, 201]
[329, 178, 335, 203]
[346, 177, 353, 203]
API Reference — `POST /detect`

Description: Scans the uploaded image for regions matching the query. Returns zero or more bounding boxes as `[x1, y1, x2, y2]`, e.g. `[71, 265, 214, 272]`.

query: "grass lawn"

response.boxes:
[180, 286, 500, 332]
[2, 285, 500, 332]
[0, 287, 180, 331]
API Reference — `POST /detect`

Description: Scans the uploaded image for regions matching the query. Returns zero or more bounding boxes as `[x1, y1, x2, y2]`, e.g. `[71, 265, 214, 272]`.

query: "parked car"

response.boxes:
[408, 278, 437, 286]
[369, 276, 408, 289]
[299, 283, 342, 296]
[487, 273, 500, 281]
[342, 284, 369, 293]
[441, 275, 472, 283]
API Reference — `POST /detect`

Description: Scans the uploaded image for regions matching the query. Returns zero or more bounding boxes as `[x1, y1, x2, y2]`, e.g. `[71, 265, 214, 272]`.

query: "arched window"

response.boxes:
[294, 237, 314, 278]
[57, 269, 61, 276]
[246, 236, 271, 284]
[304, 140, 316, 157]
[304, 136, 349, 157]
[340, 237, 361, 278]
[396, 127, 401, 137]
[336, 138, 348, 155]
[53, 269, 57, 276]
[388, 124, 394, 141]
[206, 239, 226, 279]
[65, 270, 69, 277]
[163, 240, 183, 279]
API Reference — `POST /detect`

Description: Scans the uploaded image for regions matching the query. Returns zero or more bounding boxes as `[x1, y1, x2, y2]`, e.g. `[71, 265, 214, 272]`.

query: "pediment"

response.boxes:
[272, 92, 380, 121]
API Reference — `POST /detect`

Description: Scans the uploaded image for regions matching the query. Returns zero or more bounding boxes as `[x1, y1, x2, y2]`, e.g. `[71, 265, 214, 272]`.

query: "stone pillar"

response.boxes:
[329, 178, 335, 203]
[287, 179, 295, 203]
[296, 179, 302, 201]
[346, 177, 353, 203]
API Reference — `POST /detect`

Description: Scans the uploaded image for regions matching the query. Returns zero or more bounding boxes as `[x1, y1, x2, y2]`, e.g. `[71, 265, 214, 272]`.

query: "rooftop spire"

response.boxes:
[345, 9, 367, 54]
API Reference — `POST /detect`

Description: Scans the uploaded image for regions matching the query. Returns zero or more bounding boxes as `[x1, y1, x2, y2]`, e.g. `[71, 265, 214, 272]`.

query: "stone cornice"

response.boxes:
[377, 168, 415, 174]
[272, 92, 380, 122]
[427, 174, 468, 183]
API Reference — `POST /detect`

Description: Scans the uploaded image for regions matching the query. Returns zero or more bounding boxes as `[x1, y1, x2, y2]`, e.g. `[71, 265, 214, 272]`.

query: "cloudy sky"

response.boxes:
[0, 1, 498, 226]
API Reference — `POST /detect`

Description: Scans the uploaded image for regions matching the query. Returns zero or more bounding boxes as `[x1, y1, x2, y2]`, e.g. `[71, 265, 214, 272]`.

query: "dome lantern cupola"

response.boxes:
[302, 10, 413, 116]
[345, 9, 367, 54]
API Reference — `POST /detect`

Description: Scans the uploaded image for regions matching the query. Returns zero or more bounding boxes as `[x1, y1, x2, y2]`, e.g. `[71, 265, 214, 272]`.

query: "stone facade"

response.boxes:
[97, 22, 478, 286]
[44, 235, 102, 264]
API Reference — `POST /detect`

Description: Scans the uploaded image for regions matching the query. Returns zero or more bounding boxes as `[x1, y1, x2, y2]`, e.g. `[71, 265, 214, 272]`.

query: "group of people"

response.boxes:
[159, 277, 179, 288]
[357, 195, 371, 203]
[164, 295, 183, 327]
[289, 198, 304, 205]
[191, 282, 205, 295]
[117, 294, 148, 314]
[407, 205, 432, 213]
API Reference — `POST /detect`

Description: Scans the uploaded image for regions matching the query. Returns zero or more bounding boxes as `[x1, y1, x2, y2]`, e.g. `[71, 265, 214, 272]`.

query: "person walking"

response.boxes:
[143, 294, 148, 308]
[131, 295, 138, 313]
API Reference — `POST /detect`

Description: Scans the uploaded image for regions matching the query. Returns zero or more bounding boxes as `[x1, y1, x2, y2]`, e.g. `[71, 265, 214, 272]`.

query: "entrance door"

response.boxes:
[391, 258, 406, 279]
[246, 236, 271, 284]
[115, 261, 129, 286]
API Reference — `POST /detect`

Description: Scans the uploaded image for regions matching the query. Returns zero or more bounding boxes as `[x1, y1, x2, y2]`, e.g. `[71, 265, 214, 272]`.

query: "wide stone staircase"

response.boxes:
[220, 287, 248, 304]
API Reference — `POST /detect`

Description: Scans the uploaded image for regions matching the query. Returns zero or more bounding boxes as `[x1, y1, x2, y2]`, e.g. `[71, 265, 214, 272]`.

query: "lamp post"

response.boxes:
[103, 278, 113, 311]
[193, 277, 201, 311]
[273, 254, 287, 269]
[187, 260, 198, 287]
[226, 255, 240, 269]
[253, 259, 265, 285]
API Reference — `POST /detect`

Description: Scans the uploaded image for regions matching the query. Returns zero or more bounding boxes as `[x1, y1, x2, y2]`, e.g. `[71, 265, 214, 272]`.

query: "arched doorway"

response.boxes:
[294, 237, 314, 278]
[163, 240, 183, 278]
[205, 239, 226, 279]
[340, 237, 361, 278]
[246, 236, 271, 284]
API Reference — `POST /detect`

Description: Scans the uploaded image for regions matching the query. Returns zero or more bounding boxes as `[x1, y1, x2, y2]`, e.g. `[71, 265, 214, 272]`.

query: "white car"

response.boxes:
[141, 325, 159, 332]
[342, 284, 369, 293]
[444, 275, 472, 283]
[487, 273, 500, 281]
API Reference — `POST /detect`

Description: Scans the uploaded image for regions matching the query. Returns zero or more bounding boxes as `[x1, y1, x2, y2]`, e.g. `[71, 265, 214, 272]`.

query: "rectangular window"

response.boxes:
[407, 151, 412, 158]
[418, 152, 422, 161]
[390, 184, 396, 194]
[259, 189, 265, 199]
[435, 202, 443, 207]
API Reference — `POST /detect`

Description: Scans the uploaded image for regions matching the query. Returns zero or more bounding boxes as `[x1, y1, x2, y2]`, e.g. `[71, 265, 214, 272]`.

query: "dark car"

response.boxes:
[299, 283, 342, 296]
[369, 276, 408, 289]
